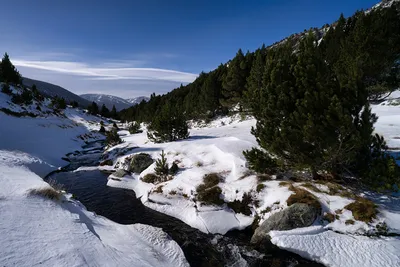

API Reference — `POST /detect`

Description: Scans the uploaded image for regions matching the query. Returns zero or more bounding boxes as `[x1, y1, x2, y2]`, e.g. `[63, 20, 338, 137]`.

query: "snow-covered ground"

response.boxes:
[0, 87, 189, 267]
[0, 153, 188, 267]
[103, 99, 400, 267]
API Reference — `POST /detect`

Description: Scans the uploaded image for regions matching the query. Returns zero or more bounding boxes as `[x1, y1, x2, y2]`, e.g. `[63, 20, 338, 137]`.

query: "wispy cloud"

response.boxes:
[12, 56, 197, 98]
[13, 59, 197, 83]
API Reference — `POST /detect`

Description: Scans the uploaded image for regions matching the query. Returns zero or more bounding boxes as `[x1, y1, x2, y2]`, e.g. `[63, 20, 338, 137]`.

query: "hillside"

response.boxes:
[81, 94, 149, 111]
[22, 77, 91, 108]
[0, 83, 189, 267]
[119, 0, 400, 123]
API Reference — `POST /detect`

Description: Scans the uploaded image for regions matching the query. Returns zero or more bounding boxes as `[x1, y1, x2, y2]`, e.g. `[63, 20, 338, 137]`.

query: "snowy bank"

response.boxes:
[0, 154, 188, 267]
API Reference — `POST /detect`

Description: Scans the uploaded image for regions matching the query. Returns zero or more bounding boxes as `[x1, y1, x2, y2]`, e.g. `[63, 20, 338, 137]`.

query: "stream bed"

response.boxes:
[46, 141, 324, 267]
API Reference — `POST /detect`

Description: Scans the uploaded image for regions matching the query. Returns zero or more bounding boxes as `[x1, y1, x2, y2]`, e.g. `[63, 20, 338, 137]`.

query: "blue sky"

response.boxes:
[0, 0, 380, 98]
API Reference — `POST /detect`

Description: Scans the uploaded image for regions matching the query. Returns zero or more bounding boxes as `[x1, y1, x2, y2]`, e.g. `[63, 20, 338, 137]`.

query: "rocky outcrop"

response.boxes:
[129, 153, 154, 173]
[251, 203, 318, 245]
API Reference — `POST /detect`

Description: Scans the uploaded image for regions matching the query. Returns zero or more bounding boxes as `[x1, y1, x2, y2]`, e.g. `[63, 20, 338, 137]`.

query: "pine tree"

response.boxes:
[155, 150, 169, 179]
[88, 102, 99, 115]
[110, 105, 118, 119]
[244, 45, 266, 112]
[147, 103, 189, 143]
[0, 53, 22, 85]
[100, 104, 110, 117]
[221, 49, 247, 108]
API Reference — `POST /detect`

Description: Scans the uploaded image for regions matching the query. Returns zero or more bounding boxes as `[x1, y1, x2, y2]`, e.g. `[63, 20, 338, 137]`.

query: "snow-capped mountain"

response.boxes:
[126, 96, 150, 105]
[80, 94, 148, 111]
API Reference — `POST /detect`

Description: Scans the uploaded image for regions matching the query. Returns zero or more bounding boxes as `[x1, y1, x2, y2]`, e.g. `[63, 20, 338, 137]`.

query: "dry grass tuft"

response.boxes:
[344, 197, 377, 223]
[28, 187, 62, 200]
[301, 182, 322, 193]
[286, 187, 321, 212]
[278, 181, 292, 187]
[345, 219, 355, 225]
[154, 185, 164, 194]
[323, 213, 336, 223]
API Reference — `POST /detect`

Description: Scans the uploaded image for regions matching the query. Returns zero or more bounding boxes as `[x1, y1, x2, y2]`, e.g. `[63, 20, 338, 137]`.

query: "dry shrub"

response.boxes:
[301, 182, 322, 193]
[286, 187, 321, 212]
[323, 213, 335, 223]
[344, 197, 377, 223]
[29, 187, 62, 200]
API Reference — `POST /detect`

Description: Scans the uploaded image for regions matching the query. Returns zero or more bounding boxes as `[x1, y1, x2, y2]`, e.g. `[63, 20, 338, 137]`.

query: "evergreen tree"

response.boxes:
[155, 150, 169, 179]
[110, 105, 118, 119]
[1, 83, 12, 95]
[244, 45, 266, 112]
[147, 103, 189, 143]
[0, 53, 22, 85]
[221, 49, 247, 108]
[246, 32, 384, 179]
[88, 102, 99, 115]
[106, 128, 122, 146]
[100, 104, 110, 117]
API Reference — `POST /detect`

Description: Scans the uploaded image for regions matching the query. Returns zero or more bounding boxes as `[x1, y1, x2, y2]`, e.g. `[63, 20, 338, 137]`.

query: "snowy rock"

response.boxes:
[113, 169, 129, 178]
[129, 153, 154, 173]
[251, 203, 318, 245]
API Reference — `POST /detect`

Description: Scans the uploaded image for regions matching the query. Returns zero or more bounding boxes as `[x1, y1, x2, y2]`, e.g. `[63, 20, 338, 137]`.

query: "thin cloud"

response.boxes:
[13, 59, 197, 83]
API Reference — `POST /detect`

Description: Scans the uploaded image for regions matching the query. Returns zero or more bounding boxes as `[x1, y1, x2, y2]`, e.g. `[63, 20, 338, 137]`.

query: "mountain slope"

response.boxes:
[126, 96, 150, 105]
[80, 94, 149, 111]
[22, 77, 91, 108]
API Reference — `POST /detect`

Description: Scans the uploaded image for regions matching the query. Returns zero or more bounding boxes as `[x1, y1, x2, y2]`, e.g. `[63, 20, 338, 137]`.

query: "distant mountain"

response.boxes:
[126, 96, 150, 105]
[22, 77, 91, 108]
[80, 94, 149, 111]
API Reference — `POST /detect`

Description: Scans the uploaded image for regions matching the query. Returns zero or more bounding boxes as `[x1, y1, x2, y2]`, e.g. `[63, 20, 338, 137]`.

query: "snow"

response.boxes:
[270, 227, 400, 267]
[106, 118, 258, 234]
[0, 155, 188, 267]
[0, 88, 189, 266]
[105, 102, 400, 267]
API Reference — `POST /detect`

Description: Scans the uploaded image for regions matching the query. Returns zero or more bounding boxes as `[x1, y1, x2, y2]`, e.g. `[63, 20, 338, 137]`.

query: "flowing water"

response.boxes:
[46, 141, 324, 267]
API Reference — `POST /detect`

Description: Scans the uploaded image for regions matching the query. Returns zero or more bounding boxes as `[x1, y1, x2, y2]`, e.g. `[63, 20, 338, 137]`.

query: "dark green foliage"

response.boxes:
[256, 184, 265, 193]
[196, 184, 223, 206]
[203, 173, 221, 187]
[110, 105, 118, 119]
[155, 150, 169, 178]
[169, 162, 179, 175]
[221, 49, 250, 108]
[87, 102, 99, 115]
[1, 83, 11, 95]
[106, 128, 122, 146]
[99, 125, 106, 133]
[70, 100, 79, 108]
[243, 148, 278, 174]
[100, 104, 110, 117]
[227, 192, 253, 216]
[51, 96, 67, 110]
[112, 122, 118, 130]
[128, 121, 142, 134]
[196, 173, 223, 205]
[0, 53, 22, 85]
[11, 89, 33, 105]
[147, 103, 189, 143]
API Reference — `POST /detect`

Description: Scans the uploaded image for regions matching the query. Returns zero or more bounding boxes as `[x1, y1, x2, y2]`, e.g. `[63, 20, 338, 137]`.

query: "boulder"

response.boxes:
[112, 169, 128, 178]
[251, 203, 318, 245]
[129, 153, 154, 173]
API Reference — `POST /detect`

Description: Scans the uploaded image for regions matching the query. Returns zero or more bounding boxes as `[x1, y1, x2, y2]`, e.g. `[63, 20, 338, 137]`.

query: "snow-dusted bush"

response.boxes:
[196, 173, 224, 205]
[128, 122, 142, 134]
[106, 128, 122, 147]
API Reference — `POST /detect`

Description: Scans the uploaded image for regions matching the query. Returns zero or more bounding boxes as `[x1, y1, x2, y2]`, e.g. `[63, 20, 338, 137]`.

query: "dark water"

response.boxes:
[46, 143, 324, 267]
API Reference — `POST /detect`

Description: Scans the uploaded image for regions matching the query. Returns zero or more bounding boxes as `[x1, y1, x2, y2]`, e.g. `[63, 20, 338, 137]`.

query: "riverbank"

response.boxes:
[103, 107, 400, 267]
[0, 101, 189, 266]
